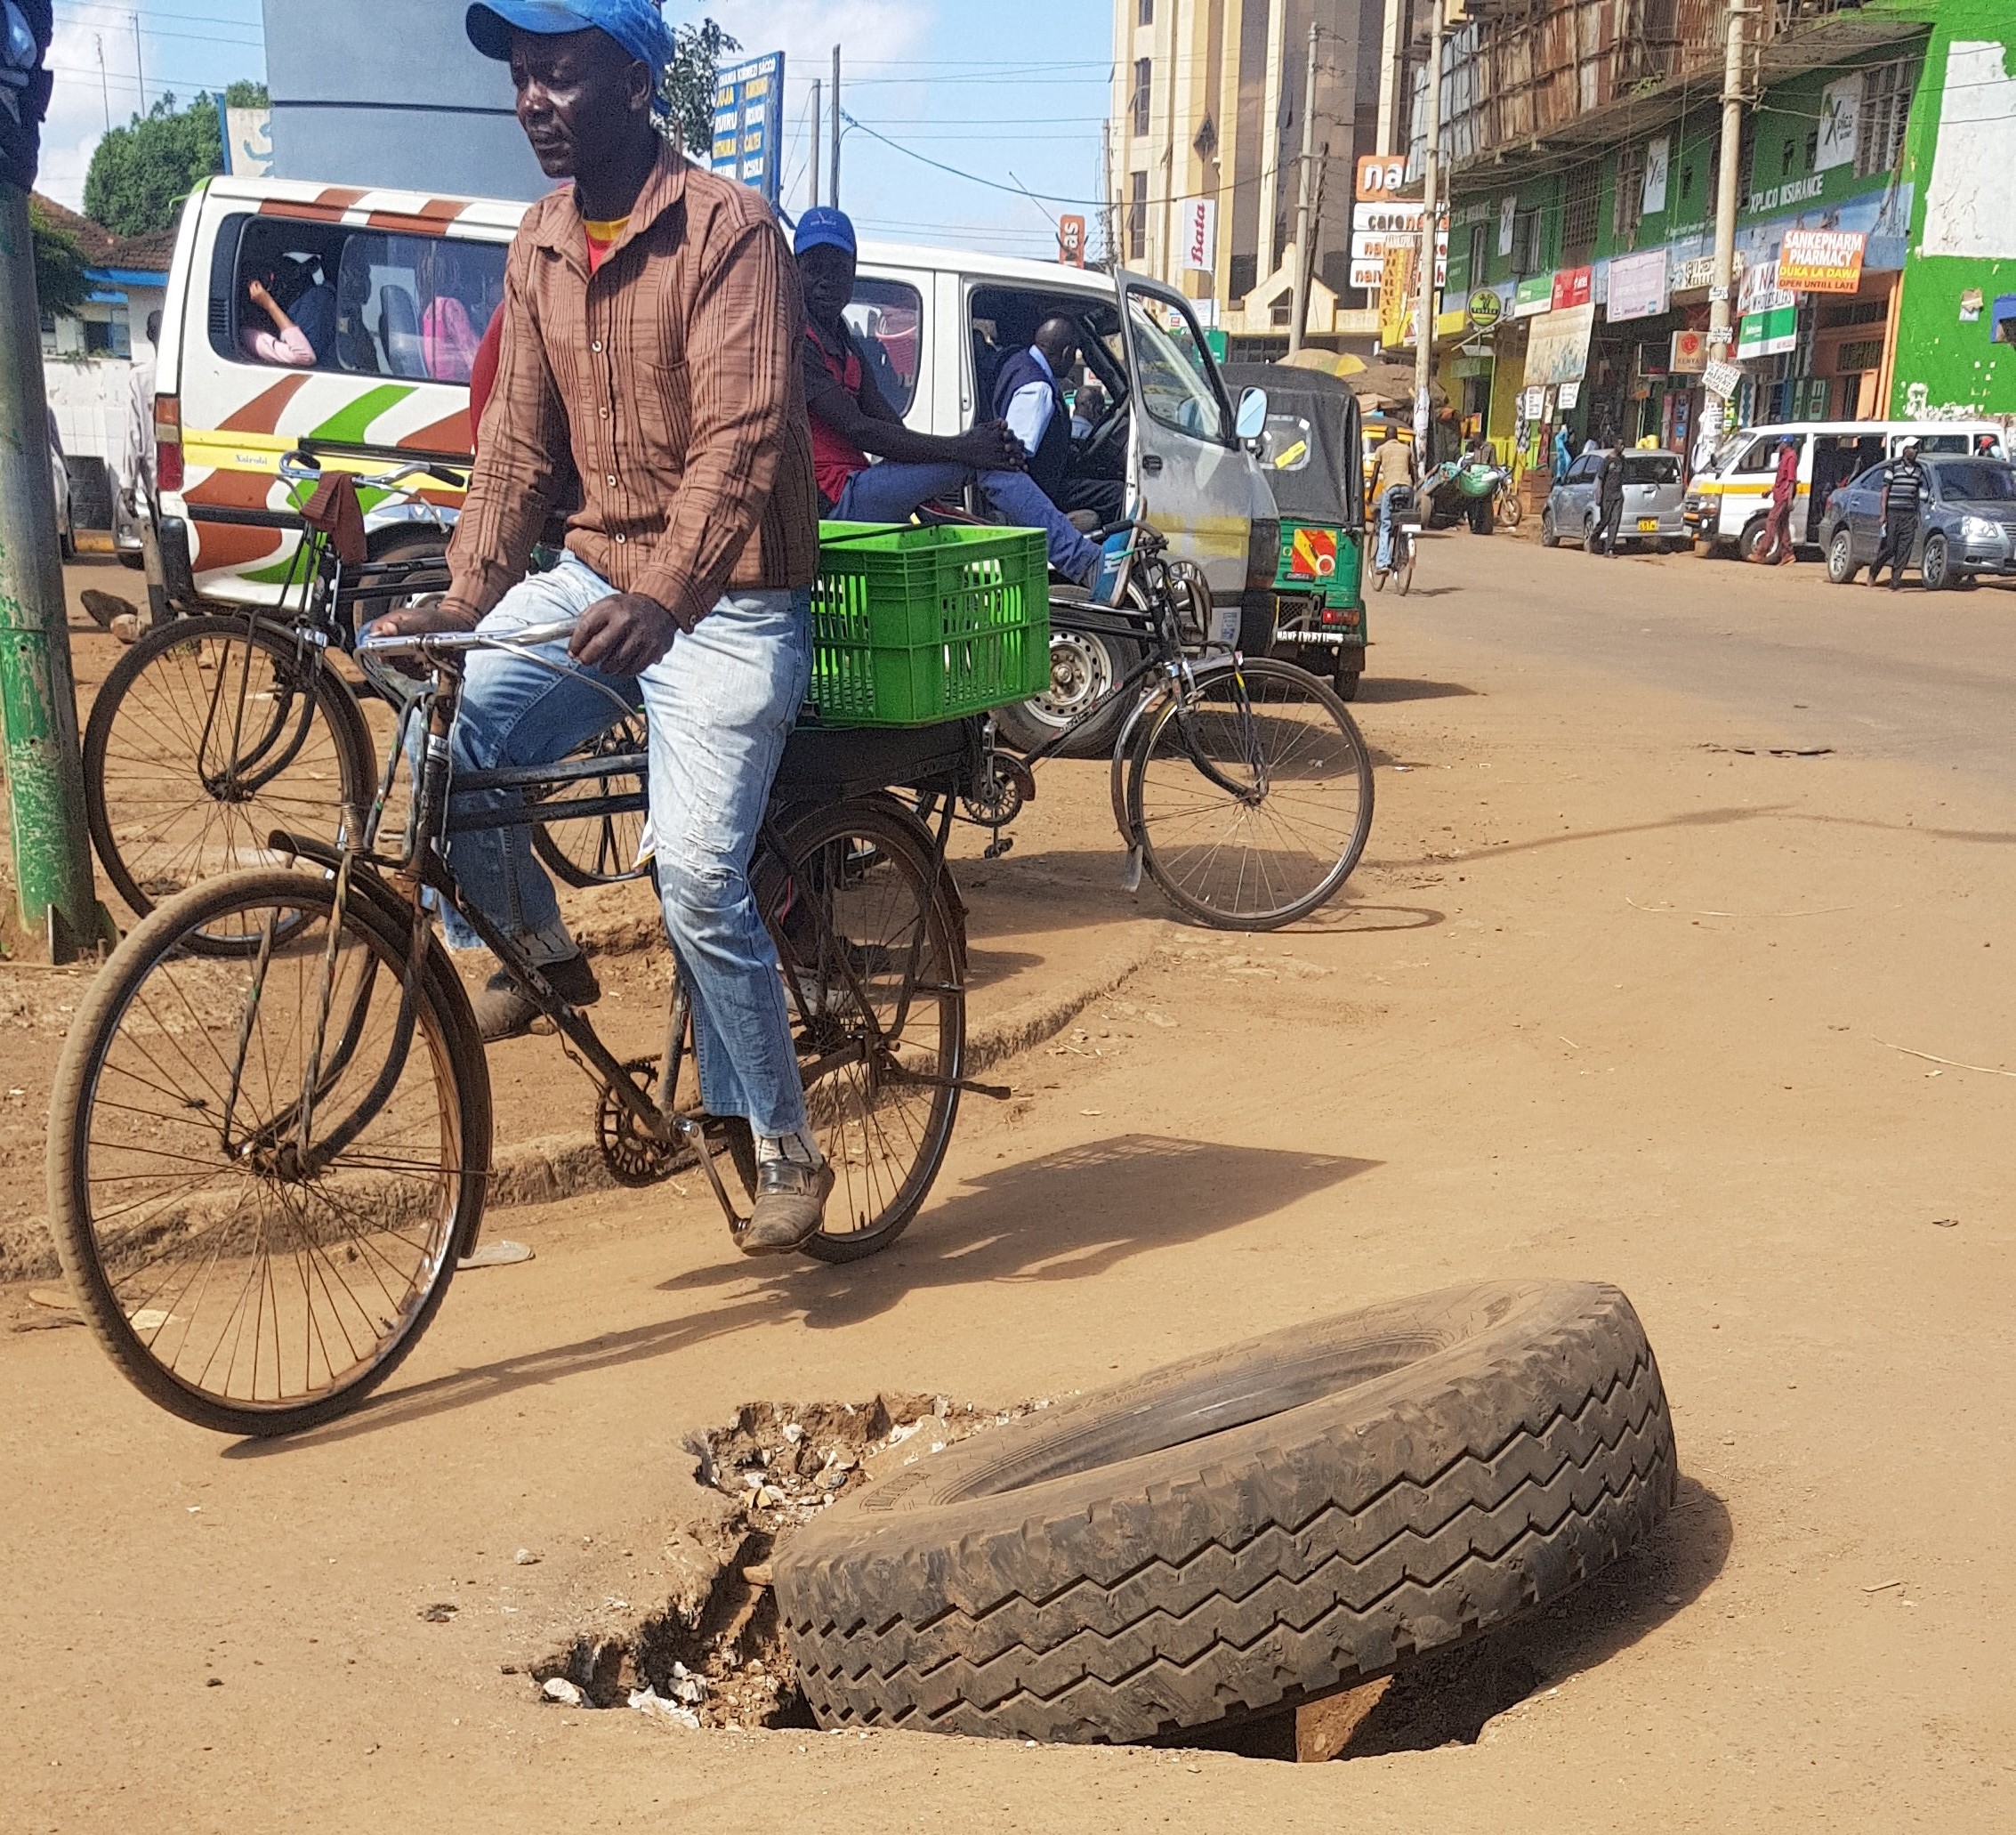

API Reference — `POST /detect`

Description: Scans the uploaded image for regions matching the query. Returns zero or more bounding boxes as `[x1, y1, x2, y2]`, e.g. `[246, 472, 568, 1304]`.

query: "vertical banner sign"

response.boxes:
[1378, 244, 1417, 349]
[1179, 197, 1217, 272]
[1815, 73, 1860, 171]
[1057, 214, 1086, 267]
[1641, 136, 1670, 216]
[711, 53, 786, 204]
[1737, 259, 1797, 359]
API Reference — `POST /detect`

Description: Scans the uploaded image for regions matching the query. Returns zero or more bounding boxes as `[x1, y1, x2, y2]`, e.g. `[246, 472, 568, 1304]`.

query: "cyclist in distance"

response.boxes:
[367, 0, 834, 1255]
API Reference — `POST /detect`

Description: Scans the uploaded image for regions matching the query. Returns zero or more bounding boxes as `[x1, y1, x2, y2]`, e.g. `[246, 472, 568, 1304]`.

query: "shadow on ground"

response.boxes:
[229, 1136, 1372, 1454]
[1184, 1474, 1733, 1762]
[1353, 677, 1480, 703]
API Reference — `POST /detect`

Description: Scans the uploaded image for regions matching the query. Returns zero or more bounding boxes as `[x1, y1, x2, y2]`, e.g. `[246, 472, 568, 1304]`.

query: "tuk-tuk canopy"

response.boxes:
[1222, 363, 1363, 528]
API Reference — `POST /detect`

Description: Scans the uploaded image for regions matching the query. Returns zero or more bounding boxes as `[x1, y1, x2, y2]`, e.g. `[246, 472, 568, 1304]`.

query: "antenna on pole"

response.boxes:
[130, 13, 146, 115]
[94, 35, 110, 133]
[808, 77, 820, 208]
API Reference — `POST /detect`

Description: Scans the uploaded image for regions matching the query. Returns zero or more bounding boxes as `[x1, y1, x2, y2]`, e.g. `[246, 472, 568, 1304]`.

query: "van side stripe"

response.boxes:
[308, 384, 419, 448]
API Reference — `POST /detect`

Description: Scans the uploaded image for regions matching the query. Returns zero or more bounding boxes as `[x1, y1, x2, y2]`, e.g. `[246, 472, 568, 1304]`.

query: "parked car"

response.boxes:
[1684, 418, 2009, 562]
[150, 178, 1278, 750]
[1818, 456, 2016, 588]
[1541, 449, 1686, 552]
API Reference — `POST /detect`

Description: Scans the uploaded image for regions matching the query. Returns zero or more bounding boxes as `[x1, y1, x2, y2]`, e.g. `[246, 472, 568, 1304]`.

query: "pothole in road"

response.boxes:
[528, 1393, 1047, 1731]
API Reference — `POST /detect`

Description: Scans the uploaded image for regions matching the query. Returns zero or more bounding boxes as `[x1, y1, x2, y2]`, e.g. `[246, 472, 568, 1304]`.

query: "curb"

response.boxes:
[0, 924, 1170, 1284]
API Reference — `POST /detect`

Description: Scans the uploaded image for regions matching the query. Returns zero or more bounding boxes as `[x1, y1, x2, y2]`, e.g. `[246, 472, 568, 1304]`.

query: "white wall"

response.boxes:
[1921, 40, 2016, 262]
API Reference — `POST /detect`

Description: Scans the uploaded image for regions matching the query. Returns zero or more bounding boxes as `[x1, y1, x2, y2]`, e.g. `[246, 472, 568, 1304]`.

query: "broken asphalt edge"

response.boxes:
[0, 920, 1173, 1284]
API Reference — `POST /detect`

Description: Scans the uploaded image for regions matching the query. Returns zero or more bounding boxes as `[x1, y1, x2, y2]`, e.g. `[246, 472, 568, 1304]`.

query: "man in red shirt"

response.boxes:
[1753, 435, 1799, 565]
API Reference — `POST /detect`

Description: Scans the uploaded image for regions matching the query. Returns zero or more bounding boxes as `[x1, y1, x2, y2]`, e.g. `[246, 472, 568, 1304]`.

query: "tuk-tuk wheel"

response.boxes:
[1333, 662, 1361, 703]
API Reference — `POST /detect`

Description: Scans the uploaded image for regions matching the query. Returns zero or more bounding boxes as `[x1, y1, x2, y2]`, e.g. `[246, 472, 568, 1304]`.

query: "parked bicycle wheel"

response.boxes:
[85, 615, 375, 952]
[1127, 657, 1373, 931]
[47, 868, 490, 1436]
[530, 715, 652, 887]
[730, 801, 966, 1261]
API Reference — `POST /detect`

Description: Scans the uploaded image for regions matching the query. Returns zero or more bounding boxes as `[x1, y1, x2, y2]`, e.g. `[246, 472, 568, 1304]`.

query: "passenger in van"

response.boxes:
[794, 207, 1123, 596]
[242, 256, 334, 367]
[995, 316, 1125, 529]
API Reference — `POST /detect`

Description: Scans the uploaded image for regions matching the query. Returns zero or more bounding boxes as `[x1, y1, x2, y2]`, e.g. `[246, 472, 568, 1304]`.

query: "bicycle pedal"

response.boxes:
[1122, 845, 1143, 893]
[983, 836, 1014, 861]
[528, 1015, 559, 1037]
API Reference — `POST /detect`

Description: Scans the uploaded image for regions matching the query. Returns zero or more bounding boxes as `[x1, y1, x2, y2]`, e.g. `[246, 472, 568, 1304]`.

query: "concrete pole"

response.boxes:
[830, 45, 842, 208]
[808, 78, 820, 209]
[1160, 0, 1183, 288]
[1287, 20, 1319, 352]
[1375, 0, 1404, 157]
[0, 186, 109, 962]
[1414, 2, 1444, 457]
[1706, 2, 1749, 423]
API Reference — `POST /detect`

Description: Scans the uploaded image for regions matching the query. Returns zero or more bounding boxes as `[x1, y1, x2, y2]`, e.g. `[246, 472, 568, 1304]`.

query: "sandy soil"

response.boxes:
[3, 538, 2012, 1830]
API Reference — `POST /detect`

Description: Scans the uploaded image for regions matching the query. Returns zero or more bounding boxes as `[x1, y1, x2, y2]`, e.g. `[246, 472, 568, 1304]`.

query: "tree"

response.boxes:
[83, 84, 268, 238]
[28, 200, 89, 319]
[659, 20, 739, 160]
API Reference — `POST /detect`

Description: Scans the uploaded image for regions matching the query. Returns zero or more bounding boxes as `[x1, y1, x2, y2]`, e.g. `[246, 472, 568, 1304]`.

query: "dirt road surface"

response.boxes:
[4, 542, 2012, 1829]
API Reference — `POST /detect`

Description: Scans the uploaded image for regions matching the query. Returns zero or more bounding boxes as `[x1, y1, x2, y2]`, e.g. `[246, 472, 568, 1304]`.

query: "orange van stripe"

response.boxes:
[218, 375, 310, 435]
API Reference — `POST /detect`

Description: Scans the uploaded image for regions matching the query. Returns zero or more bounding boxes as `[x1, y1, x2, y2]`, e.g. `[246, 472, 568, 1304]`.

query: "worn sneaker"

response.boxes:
[471, 951, 601, 1043]
[737, 1159, 835, 1257]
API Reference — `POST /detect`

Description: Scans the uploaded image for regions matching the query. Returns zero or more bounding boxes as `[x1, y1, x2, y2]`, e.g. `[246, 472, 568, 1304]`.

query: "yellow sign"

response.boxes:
[1289, 527, 1339, 580]
[1378, 244, 1416, 350]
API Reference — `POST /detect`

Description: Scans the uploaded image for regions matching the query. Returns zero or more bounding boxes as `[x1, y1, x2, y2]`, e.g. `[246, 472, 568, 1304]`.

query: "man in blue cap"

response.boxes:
[371, 2, 834, 1255]
[794, 206, 1122, 594]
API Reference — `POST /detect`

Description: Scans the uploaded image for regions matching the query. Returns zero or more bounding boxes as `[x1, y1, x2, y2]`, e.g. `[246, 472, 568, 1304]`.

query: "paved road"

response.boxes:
[1397, 532, 2016, 783]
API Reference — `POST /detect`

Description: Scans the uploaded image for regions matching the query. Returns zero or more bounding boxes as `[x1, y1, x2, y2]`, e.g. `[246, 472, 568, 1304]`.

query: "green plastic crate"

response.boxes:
[810, 521, 1052, 728]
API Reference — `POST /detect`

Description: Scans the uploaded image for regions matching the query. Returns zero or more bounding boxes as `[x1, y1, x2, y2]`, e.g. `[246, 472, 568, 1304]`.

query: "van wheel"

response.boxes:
[1826, 529, 1859, 585]
[993, 627, 1141, 758]
[1736, 517, 1770, 563]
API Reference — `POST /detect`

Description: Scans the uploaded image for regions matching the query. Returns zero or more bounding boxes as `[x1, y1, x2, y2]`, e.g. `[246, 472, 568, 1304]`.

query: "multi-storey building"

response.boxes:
[1109, 0, 1398, 354]
[1423, 0, 2013, 464]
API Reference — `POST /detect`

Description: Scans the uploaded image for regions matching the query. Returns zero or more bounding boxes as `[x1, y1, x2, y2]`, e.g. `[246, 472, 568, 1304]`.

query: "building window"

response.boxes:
[1127, 171, 1149, 262]
[1561, 163, 1598, 266]
[1510, 207, 1541, 277]
[1614, 143, 1645, 246]
[1131, 58, 1151, 137]
[1465, 220, 1488, 289]
[1138, 0, 1153, 21]
[1228, 252, 1257, 302]
[1856, 58, 1918, 178]
[1835, 338, 1883, 375]
[84, 311, 132, 359]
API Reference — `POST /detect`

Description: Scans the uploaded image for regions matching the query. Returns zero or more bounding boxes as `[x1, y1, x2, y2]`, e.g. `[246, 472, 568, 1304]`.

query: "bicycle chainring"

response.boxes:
[595, 1058, 683, 1187]
[961, 754, 1030, 828]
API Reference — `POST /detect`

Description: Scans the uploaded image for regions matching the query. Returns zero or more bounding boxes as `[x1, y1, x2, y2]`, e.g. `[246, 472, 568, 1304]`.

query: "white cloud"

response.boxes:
[36, 14, 145, 209]
[685, 1, 933, 89]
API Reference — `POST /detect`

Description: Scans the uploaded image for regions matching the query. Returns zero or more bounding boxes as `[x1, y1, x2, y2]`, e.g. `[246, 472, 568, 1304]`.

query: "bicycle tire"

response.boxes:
[47, 867, 490, 1436]
[1127, 657, 1374, 932]
[728, 800, 965, 1262]
[529, 715, 652, 888]
[84, 615, 375, 953]
[1396, 545, 1415, 595]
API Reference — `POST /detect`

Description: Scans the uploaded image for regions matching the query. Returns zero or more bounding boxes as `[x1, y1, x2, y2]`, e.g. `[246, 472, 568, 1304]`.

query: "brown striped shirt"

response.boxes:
[446, 145, 819, 629]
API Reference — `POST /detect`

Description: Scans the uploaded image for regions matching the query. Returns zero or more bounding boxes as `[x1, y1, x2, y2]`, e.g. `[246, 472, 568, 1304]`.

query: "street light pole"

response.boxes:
[1706, 3, 1750, 433]
[1415, 1, 1444, 457]
[829, 44, 842, 208]
[0, 184, 109, 961]
[1287, 20, 1318, 354]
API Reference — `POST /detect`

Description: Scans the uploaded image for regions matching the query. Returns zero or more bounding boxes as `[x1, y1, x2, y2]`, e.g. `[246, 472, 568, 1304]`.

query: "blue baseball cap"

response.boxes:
[794, 206, 858, 259]
[465, 1, 673, 71]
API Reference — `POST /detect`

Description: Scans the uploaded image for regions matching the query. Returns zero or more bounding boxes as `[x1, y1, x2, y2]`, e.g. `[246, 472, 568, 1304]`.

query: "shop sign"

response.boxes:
[1816, 74, 1860, 172]
[1552, 265, 1593, 311]
[1737, 259, 1797, 360]
[1512, 273, 1554, 318]
[1356, 153, 1410, 202]
[1351, 200, 1447, 291]
[1702, 358, 1743, 401]
[1606, 248, 1669, 323]
[1557, 381, 1580, 409]
[1523, 302, 1596, 387]
[1672, 251, 1745, 294]
[1670, 327, 1708, 374]
[1467, 288, 1503, 330]
[1778, 228, 1866, 295]
[1378, 244, 1419, 349]
[1178, 198, 1218, 272]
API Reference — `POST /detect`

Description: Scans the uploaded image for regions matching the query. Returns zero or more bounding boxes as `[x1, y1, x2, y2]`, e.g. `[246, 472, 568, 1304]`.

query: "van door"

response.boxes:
[1116, 273, 1269, 644]
[1718, 433, 1780, 545]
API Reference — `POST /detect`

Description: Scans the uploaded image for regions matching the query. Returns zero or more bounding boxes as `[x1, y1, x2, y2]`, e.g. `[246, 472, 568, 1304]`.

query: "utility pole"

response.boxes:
[1287, 20, 1319, 353]
[1, 190, 111, 960]
[829, 45, 842, 208]
[94, 36, 110, 133]
[1705, 2, 1751, 442]
[1375, 0, 1404, 157]
[1415, 1, 1445, 457]
[808, 77, 820, 209]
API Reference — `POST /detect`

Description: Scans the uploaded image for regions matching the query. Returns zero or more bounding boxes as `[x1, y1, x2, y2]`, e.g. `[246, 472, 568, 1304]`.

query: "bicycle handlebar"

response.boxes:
[357, 618, 577, 661]
[279, 449, 469, 493]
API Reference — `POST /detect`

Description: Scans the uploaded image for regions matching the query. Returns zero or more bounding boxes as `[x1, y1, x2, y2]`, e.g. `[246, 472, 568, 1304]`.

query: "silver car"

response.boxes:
[1542, 449, 1688, 553]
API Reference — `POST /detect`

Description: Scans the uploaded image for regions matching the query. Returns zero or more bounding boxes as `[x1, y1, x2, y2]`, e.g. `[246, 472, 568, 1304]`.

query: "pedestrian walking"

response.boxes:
[1751, 435, 1798, 565]
[1868, 439, 1927, 591]
[1552, 423, 1574, 485]
[1596, 443, 1625, 555]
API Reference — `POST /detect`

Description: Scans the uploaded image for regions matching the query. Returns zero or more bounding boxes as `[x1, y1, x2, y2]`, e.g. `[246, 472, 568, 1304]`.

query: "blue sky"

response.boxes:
[37, 1, 1117, 262]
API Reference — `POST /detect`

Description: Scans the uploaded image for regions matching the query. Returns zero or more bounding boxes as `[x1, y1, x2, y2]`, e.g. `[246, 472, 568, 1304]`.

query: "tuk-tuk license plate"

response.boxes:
[1637, 517, 1659, 532]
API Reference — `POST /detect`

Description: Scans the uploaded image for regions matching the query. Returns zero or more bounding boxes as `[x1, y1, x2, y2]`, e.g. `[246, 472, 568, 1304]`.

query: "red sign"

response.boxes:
[1057, 214, 1085, 268]
[1552, 265, 1593, 311]
[1288, 527, 1339, 581]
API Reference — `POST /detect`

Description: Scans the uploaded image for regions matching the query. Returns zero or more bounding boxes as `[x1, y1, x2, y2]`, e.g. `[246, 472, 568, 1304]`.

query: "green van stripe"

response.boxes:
[310, 384, 418, 448]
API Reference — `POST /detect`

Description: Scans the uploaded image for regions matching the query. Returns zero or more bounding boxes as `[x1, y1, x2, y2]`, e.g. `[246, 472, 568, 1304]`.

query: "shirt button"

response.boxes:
[614, 532, 626, 544]
[600, 408, 609, 419]
[607, 473, 617, 486]
[591, 340, 602, 353]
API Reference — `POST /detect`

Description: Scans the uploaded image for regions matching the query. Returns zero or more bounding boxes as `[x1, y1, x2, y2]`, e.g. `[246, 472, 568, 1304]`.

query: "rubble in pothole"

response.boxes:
[532, 1391, 1046, 1731]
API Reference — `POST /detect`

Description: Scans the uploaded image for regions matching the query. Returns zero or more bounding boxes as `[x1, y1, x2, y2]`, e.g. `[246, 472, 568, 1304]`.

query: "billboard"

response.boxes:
[1778, 229, 1867, 295]
[1606, 248, 1668, 323]
[1178, 198, 1217, 272]
[711, 53, 786, 203]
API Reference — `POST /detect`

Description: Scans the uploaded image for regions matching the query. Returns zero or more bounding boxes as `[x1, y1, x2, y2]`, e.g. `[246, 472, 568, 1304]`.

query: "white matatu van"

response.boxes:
[151, 176, 1279, 725]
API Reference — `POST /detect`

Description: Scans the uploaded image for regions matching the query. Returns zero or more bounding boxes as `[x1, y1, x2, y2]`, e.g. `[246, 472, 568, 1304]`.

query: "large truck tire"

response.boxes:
[777, 1280, 1677, 1743]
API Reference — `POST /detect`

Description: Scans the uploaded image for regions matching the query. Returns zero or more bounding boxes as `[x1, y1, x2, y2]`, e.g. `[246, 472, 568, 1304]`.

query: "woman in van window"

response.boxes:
[242, 259, 322, 368]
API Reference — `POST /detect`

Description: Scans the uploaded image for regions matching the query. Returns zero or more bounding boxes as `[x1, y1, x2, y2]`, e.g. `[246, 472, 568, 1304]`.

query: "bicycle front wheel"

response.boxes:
[1127, 657, 1374, 931]
[46, 868, 490, 1436]
[85, 615, 375, 952]
[529, 714, 652, 887]
[734, 801, 966, 1262]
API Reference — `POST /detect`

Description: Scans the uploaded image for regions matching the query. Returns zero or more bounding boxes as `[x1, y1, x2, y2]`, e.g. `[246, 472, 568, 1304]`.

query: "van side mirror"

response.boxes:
[1236, 387, 1269, 445]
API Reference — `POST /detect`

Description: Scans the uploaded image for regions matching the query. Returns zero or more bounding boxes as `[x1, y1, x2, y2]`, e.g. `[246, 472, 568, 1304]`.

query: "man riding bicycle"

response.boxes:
[371, 0, 832, 1255]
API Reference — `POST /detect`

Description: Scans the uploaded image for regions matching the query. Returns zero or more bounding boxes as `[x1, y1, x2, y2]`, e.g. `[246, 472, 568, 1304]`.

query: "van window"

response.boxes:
[1732, 437, 1781, 474]
[845, 278, 922, 416]
[1125, 287, 1231, 444]
[1623, 453, 1680, 485]
[214, 213, 506, 382]
[1908, 432, 1975, 456]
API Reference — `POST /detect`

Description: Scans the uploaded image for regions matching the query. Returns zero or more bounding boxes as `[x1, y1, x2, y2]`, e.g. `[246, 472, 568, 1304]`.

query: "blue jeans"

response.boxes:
[1375, 486, 1409, 571]
[832, 460, 1102, 583]
[434, 554, 811, 1137]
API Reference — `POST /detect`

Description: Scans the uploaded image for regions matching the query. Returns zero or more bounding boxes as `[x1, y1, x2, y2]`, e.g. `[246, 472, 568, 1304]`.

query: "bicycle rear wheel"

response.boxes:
[1127, 657, 1374, 931]
[84, 615, 375, 953]
[46, 868, 489, 1436]
[733, 801, 965, 1262]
